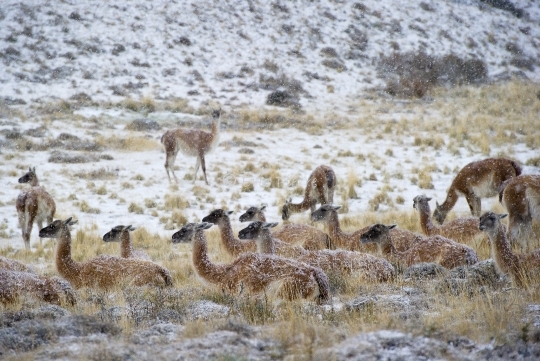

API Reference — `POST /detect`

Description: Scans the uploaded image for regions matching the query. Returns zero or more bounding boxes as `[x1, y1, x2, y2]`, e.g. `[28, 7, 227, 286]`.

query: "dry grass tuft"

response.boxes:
[96, 135, 160, 151]
[164, 194, 190, 211]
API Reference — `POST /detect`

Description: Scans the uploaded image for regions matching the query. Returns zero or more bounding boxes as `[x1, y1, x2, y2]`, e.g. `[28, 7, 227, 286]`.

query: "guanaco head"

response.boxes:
[18, 167, 38, 186]
[478, 212, 508, 236]
[202, 209, 234, 225]
[211, 108, 222, 120]
[39, 218, 78, 239]
[413, 195, 432, 211]
[310, 204, 341, 223]
[238, 221, 278, 240]
[239, 204, 267, 223]
[281, 198, 292, 220]
[172, 222, 212, 244]
[360, 224, 397, 244]
[103, 225, 136, 242]
[433, 202, 447, 225]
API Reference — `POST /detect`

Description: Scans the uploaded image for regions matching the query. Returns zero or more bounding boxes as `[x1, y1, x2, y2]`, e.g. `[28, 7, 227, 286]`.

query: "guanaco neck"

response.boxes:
[439, 187, 458, 216]
[417, 202, 437, 236]
[256, 230, 276, 255]
[29, 177, 40, 187]
[216, 217, 246, 257]
[56, 226, 82, 286]
[211, 116, 221, 140]
[326, 211, 348, 247]
[378, 233, 398, 258]
[120, 231, 135, 258]
[288, 192, 314, 214]
[192, 230, 226, 284]
[488, 224, 520, 276]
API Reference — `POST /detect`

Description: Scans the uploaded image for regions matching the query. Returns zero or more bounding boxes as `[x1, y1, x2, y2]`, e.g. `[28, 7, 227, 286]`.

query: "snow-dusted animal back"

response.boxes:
[172, 222, 329, 303]
[479, 212, 540, 286]
[282, 165, 336, 221]
[103, 225, 151, 261]
[433, 158, 521, 224]
[161, 108, 221, 184]
[360, 224, 479, 269]
[238, 221, 395, 283]
[39, 218, 172, 290]
[499, 175, 540, 252]
[0, 270, 76, 306]
[413, 195, 484, 245]
[16, 167, 56, 249]
[239, 204, 332, 250]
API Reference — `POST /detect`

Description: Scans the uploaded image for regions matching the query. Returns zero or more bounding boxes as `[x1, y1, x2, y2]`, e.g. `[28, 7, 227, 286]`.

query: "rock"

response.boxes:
[125, 118, 162, 131]
[131, 322, 184, 345]
[48, 151, 99, 163]
[186, 300, 230, 320]
[404, 262, 447, 280]
[238, 147, 255, 154]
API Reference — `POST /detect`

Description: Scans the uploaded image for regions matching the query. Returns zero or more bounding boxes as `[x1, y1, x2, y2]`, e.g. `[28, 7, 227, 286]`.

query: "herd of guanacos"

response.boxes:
[2, 109, 540, 306]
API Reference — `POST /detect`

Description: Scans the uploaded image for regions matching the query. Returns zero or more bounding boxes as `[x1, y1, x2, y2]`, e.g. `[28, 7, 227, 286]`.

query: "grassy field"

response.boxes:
[1, 81, 540, 358]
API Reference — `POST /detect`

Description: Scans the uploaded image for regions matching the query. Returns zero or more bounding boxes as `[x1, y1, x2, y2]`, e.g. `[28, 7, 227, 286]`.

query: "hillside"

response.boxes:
[0, 0, 539, 111]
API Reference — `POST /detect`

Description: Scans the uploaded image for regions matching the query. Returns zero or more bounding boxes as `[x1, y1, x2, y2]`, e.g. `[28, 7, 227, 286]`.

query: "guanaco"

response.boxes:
[282, 165, 336, 220]
[240, 204, 333, 250]
[103, 225, 151, 260]
[433, 158, 521, 224]
[360, 224, 479, 269]
[16, 167, 56, 249]
[238, 221, 395, 283]
[161, 108, 221, 184]
[202, 209, 306, 258]
[499, 175, 540, 251]
[479, 212, 540, 286]
[413, 195, 484, 244]
[39, 218, 172, 290]
[172, 222, 329, 303]
[311, 205, 423, 253]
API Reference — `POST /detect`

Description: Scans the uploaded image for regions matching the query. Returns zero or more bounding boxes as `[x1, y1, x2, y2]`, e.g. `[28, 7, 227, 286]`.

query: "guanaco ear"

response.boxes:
[332, 205, 342, 211]
[436, 201, 440, 207]
[126, 225, 136, 232]
[227, 210, 234, 215]
[63, 217, 73, 225]
[202, 222, 213, 230]
[65, 218, 78, 226]
[32, 167, 36, 172]
[286, 198, 292, 205]
[262, 222, 278, 229]
[387, 224, 397, 230]
[499, 214, 508, 219]
[259, 204, 267, 211]
[426, 197, 432, 201]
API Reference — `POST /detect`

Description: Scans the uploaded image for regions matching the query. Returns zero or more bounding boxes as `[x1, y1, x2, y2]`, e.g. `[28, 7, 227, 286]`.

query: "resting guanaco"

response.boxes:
[172, 222, 329, 303]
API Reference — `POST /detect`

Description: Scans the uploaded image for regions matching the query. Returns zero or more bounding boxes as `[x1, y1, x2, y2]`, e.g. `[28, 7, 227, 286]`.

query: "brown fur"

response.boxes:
[0, 256, 36, 273]
[311, 205, 422, 253]
[413, 195, 485, 244]
[0, 270, 76, 306]
[239, 222, 395, 283]
[499, 175, 540, 251]
[202, 209, 306, 258]
[361, 224, 479, 269]
[479, 212, 540, 286]
[433, 158, 521, 224]
[239, 205, 333, 250]
[103, 225, 151, 260]
[161, 109, 221, 184]
[172, 223, 329, 303]
[282, 165, 337, 220]
[16, 167, 56, 249]
[39, 219, 172, 290]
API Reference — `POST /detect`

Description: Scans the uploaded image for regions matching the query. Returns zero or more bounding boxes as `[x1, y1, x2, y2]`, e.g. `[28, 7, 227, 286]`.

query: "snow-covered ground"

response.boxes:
[1, 102, 537, 250]
[0, 0, 539, 113]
